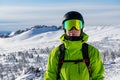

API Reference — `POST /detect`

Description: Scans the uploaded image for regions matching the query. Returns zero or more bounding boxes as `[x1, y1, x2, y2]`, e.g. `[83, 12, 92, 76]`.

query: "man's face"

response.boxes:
[65, 27, 81, 36]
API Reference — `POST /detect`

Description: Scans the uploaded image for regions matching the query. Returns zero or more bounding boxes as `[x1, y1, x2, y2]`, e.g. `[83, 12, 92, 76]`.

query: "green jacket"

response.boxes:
[44, 32, 104, 80]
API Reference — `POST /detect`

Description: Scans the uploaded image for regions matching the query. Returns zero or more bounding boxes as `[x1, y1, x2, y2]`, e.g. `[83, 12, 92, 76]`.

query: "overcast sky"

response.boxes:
[0, 0, 120, 31]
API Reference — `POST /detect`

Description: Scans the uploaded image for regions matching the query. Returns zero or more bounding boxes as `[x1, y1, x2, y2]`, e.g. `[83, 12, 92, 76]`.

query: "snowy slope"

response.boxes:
[0, 25, 120, 80]
[0, 26, 62, 53]
[85, 25, 120, 42]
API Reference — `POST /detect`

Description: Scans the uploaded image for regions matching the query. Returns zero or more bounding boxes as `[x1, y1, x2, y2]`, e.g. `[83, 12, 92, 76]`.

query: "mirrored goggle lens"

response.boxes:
[64, 20, 83, 30]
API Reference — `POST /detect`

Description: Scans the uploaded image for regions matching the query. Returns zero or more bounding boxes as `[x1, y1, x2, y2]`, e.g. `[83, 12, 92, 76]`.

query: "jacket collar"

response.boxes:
[59, 32, 89, 49]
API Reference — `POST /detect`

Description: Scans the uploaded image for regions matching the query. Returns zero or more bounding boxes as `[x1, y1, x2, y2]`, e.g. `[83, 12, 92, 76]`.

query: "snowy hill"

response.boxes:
[0, 31, 11, 38]
[85, 25, 120, 42]
[0, 25, 120, 80]
[11, 25, 60, 40]
[9, 25, 61, 39]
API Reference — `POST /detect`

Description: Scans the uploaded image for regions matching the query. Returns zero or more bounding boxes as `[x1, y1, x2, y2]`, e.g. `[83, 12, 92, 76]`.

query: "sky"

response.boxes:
[0, 0, 120, 31]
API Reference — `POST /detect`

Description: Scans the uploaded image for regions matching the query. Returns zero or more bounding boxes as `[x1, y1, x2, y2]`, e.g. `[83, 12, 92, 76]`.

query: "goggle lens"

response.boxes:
[64, 20, 83, 30]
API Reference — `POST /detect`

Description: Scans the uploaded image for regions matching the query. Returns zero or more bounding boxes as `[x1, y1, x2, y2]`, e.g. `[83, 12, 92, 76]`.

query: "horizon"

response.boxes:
[0, 0, 120, 31]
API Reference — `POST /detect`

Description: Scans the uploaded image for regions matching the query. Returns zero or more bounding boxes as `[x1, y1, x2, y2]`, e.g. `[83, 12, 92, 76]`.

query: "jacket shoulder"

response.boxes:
[87, 43, 99, 52]
[87, 43, 102, 63]
[87, 43, 100, 58]
[49, 46, 60, 58]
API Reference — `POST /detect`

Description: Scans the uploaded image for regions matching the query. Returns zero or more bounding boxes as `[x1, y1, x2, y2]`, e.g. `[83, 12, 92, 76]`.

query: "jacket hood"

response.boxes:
[59, 32, 89, 49]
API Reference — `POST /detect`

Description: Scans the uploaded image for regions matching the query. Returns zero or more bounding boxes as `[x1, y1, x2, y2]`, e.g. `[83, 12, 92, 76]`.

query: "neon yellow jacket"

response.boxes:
[44, 32, 104, 80]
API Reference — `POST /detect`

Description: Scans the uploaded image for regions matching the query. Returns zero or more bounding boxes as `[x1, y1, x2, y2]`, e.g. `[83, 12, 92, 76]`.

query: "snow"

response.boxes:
[105, 58, 120, 80]
[0, 25, 120, 80]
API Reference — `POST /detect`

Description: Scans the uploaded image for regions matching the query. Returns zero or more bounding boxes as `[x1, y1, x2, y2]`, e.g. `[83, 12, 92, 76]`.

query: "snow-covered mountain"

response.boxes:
[0, 31, 11, 38]
[8, 25, 61, 37]
[0, 24, 120, 80]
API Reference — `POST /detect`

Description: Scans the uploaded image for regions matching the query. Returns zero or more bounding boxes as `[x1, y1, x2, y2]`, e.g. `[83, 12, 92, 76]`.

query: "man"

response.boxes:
[44, 11, 104, 80]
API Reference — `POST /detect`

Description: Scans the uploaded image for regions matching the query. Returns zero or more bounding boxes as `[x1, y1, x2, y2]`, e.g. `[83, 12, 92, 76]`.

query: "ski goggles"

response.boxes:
[63, 19, 83, 30]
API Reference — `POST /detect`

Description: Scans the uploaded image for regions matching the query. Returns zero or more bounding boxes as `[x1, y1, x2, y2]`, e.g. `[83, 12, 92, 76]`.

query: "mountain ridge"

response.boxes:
[0, 25, 61, 38]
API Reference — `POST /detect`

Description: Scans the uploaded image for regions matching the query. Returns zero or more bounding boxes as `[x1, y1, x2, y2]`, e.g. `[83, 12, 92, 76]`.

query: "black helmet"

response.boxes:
[62, 11, 84, 24]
